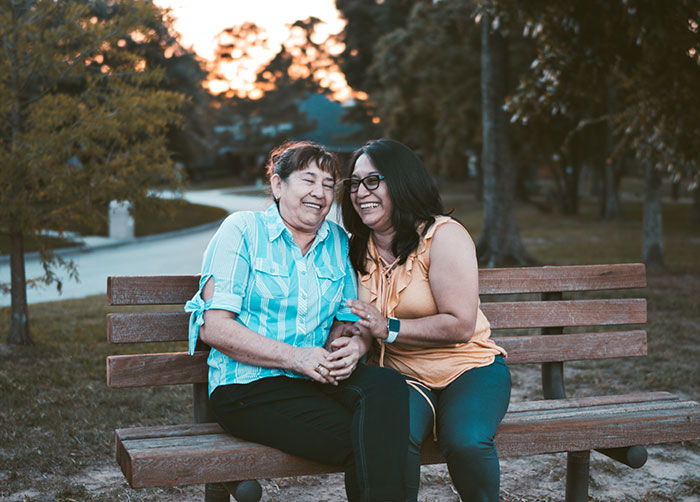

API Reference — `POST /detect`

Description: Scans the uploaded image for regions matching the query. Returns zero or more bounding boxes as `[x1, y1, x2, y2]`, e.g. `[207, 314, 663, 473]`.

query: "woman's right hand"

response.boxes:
[290, 346, 338, 386]
[346, 299, 388, 340]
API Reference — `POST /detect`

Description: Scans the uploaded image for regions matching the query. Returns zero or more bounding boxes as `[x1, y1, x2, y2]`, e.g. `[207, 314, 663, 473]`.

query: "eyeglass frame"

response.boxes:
[342, 174, 386, 193]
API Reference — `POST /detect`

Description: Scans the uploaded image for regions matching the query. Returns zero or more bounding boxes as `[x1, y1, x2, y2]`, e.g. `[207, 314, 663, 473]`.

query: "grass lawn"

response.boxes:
[1, 178, 699, 501]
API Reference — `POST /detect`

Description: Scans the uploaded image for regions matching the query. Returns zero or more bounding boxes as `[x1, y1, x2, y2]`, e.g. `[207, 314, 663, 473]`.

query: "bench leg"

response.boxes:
[597, 445, 647, 468]
[223, 481, 263, 502]
[205, 483, 230, 502]
[565, 450, 590, 502]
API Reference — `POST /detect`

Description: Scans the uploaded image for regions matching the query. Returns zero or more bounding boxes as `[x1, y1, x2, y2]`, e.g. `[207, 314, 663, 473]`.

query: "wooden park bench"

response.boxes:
[106, 263, 700, 502]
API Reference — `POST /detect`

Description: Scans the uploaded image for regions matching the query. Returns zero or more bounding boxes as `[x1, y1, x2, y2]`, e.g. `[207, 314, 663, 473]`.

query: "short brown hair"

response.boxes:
[265, 141, 341, 182]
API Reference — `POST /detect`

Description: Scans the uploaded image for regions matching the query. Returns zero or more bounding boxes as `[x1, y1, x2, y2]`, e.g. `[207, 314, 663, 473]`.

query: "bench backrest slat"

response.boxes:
[106, 330, 647, 388]
[106, 264, 646, 306]
[108, 275, 199, 306]
[478, 263, 646, 294]
[106, 264, 648, 390]
[107, 299, 646, 344]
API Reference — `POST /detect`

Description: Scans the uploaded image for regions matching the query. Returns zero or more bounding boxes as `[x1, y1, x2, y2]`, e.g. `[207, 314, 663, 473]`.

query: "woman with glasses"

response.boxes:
[186, 141, 409, 501]
[337, 139, 511, 502]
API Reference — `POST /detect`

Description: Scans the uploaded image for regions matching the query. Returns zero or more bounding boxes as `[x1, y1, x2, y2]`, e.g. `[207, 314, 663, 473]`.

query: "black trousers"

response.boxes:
[210, 363, 409, 502]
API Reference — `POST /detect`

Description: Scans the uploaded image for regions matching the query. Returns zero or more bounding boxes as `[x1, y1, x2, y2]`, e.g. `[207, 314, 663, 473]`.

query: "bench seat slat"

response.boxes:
[506, 392, 677, 413]
[114, 394, 700, 488]
[106, 264, 646, 306]
[105, 330, 647, 388]
[107, 300, 646, 344]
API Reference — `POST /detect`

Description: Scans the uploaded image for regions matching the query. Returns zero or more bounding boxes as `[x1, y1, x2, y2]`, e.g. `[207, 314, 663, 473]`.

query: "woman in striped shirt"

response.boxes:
[186, 141, 409, 501]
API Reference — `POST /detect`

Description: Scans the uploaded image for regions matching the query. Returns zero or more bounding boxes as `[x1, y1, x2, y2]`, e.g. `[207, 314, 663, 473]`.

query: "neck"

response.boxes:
[279, 214, 318, 256]
[371, 228, 396, 262]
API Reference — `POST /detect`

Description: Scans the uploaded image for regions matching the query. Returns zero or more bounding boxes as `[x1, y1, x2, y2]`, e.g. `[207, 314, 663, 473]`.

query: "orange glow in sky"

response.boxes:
[153, 0, 353, 100]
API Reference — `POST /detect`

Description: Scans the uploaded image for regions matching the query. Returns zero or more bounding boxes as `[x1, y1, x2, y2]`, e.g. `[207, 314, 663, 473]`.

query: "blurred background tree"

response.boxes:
[334, 0, 699, 267]
[0, 0, 186, 345]
[503, 0, 700, 267]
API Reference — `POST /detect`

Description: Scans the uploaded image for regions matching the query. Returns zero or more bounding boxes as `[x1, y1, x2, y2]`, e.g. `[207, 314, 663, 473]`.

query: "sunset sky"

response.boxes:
[152, 0, 348, 98]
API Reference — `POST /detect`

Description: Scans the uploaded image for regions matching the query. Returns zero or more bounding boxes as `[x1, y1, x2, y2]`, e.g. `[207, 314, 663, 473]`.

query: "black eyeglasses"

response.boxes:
[342, 174, 385, 193]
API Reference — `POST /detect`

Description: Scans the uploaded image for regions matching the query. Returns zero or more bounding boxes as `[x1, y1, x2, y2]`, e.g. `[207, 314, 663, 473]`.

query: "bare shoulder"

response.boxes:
[430, 219, 475, 255]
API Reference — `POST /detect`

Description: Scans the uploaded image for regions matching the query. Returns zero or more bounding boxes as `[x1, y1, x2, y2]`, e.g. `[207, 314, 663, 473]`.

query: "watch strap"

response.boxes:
[386, 317, 400, 343]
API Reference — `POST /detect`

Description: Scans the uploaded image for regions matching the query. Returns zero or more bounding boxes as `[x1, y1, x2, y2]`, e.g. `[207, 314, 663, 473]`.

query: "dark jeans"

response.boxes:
[210, 363, 409, 502]
[406, 356, 511, 502]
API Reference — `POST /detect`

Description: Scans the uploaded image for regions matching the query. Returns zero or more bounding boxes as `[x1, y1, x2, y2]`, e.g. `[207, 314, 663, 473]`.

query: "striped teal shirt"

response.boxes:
[185, 204, 358, 395]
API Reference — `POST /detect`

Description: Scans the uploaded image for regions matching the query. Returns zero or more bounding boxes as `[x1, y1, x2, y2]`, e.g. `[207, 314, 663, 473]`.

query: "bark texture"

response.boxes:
[8, 227, 31, 345]
[477, 15, 531, 267]
[642, 161, 664, 270]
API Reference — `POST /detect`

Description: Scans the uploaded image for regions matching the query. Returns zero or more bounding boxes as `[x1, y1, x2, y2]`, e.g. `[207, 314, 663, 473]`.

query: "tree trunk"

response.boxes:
[602, 76, 621, 220]
[6, 6, 32, 346]
[561, 160, 580, 214]
[642, 161, 664, 270]
[476, 14, 531, 267]
[603, 159, 622, 219]
[692, 184, 700, 225]
[7, 225, 32, 345]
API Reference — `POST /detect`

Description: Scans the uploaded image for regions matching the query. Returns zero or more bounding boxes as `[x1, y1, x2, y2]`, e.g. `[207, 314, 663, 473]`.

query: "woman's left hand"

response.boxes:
[325, 336, 364, 380]
[346, 299, 388, 340]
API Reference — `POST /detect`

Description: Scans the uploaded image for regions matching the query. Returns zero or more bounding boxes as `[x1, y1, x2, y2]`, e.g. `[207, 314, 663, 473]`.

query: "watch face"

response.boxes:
[388, 317, 400, 333]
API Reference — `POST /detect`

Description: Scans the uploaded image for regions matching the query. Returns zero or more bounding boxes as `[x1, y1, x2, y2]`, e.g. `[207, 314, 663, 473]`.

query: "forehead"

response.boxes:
[352, 154, 379, 176]
[292, 160, 336, 179]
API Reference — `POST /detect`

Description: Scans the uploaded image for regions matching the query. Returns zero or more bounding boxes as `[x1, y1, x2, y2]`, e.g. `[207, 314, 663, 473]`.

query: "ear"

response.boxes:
[270, 173, 282, 201]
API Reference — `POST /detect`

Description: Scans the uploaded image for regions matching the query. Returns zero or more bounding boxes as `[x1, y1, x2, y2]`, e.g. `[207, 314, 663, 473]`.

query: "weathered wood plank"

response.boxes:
[107, 312, 189, 344]
[506, 392, 677, 413]
[108, 275, 199, 306]
[483, 299, 646, 329]
[106, 264, 646, 306]
[117, 423, 224, 441]
[106, 331, 646, 388]
[479, 263, 646, 294]
[107, 352, 208, 388]
[115, 398, 700, 488]
[497, 330, 647, 363]
[107, 301, 646, 345]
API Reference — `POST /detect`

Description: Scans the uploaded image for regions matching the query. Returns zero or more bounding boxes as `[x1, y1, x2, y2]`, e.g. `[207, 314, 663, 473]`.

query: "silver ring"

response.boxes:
[316, 363, 323, 372]
[367, 314, 373, 320]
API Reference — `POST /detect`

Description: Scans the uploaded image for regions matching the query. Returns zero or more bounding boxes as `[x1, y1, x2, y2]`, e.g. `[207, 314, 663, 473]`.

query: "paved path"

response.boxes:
[0, 189, 274, 306]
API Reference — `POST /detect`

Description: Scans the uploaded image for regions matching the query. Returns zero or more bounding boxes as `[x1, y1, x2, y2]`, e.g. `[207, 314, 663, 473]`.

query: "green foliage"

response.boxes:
[0, 0, 186, 292]
[505, 0, 700, 189]
[368, 0, 483, 178]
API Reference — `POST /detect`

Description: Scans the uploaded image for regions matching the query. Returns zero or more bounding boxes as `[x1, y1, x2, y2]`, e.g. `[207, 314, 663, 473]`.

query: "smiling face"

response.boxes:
[271, 160, 336, 236]
[350, 154, 394, 234]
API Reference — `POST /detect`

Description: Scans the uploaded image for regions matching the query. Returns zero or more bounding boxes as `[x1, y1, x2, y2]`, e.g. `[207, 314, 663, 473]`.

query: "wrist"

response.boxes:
[385, 317, 400, 344]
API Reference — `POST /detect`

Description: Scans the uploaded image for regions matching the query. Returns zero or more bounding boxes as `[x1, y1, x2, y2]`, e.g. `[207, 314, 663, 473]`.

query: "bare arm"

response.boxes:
[199, 277, 338, 385]
[348, 221, 479, 347]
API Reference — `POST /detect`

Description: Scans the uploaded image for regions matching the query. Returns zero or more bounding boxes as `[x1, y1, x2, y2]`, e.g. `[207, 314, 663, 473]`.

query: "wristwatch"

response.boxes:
[385, 317, 400, 343]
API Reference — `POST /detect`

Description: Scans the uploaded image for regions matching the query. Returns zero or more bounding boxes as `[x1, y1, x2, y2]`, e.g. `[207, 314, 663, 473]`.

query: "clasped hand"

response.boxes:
[293, 323, 364, 385]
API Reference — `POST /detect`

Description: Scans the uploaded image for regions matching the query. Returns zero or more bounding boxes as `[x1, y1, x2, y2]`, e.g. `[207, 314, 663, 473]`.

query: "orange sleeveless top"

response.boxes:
[359, 217, 506, 390]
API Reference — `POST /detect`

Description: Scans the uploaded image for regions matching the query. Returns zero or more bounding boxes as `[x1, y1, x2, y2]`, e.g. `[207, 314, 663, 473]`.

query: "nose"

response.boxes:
[310, 179, 325, 197]
[356, 181, 370, 197]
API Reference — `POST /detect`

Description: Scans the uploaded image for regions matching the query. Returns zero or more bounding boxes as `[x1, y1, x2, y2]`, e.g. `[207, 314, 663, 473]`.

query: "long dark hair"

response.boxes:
[341, 139, 448, 275]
